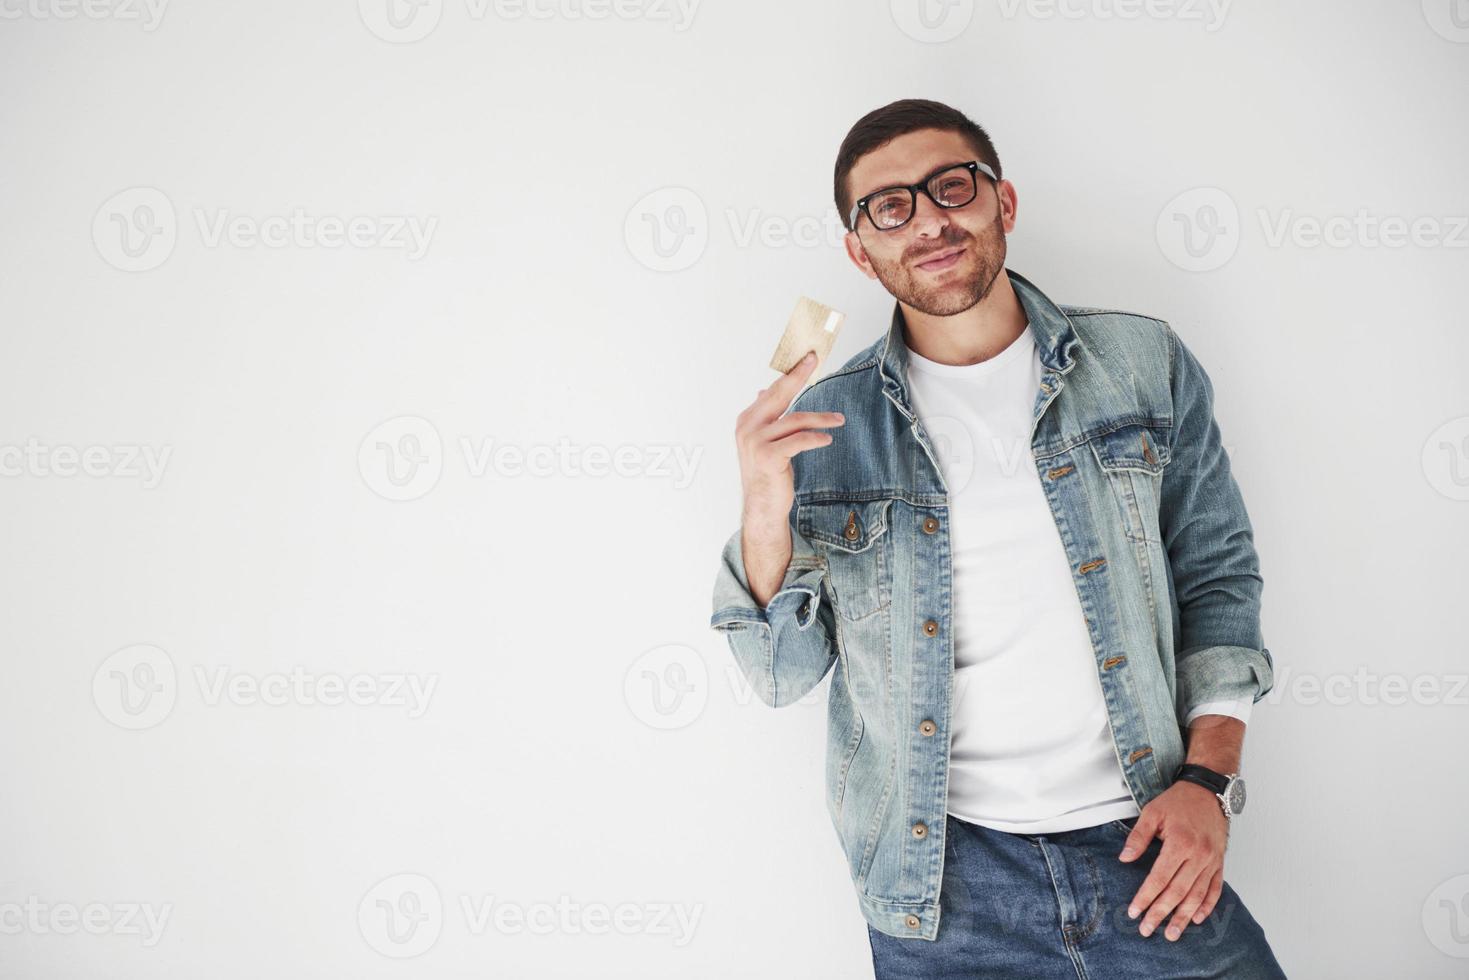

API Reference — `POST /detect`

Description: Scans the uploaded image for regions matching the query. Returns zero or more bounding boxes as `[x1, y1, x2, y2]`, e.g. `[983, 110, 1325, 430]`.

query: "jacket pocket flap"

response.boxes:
[1088, 423, 1169, 475]
[797, 498, 894, 552]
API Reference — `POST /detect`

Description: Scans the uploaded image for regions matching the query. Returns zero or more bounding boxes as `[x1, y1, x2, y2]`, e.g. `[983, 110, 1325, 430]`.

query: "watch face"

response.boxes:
[1226, 778, 1247, 814]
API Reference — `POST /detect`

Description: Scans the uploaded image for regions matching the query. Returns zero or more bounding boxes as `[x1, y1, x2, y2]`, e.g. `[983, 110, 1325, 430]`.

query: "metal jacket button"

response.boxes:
[912, 822, 927, 839]
[921, 516, 939, 534]
[919, 719, 936, 736]
[906, 914, 921, 929]
[922, 619, 939, 637]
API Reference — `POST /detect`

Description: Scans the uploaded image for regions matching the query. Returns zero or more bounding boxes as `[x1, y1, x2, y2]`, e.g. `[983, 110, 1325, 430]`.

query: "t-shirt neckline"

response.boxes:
[903, 322, 1035, 379]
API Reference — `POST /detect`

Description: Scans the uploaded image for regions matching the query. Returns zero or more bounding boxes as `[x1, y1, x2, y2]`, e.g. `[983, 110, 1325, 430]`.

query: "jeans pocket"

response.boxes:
[1109, 817, 1141, 838]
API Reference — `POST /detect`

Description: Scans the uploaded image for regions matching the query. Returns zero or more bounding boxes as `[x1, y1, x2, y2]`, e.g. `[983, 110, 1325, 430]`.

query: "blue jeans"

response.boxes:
[867, 813, 1287, 979]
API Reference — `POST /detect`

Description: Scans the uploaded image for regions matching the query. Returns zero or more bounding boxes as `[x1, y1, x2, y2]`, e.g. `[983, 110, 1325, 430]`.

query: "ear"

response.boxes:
[844, 229, 878, 280]
[997, 179, 1019, 233]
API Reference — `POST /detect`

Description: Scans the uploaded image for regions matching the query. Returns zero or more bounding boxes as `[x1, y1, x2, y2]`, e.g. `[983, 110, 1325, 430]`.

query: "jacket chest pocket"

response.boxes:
[1087, 423, 1170, 544]
[797, 498, 894, 622]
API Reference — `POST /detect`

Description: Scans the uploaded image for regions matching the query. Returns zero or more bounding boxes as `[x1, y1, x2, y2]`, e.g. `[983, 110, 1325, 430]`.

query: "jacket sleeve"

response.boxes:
[709, 506, 837, 708]
[1160, 325, 1275, 728]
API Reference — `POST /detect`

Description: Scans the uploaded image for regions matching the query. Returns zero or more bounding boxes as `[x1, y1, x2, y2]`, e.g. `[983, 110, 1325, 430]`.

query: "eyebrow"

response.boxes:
[860, 160, 969, 197]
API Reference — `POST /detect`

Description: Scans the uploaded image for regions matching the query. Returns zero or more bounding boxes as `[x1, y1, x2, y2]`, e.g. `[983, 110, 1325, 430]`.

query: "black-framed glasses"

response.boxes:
[848, 160, 998, 232]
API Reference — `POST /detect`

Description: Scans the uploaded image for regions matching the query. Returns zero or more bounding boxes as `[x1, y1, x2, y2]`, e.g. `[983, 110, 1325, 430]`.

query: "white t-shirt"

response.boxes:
[902, 322, 1248, 833]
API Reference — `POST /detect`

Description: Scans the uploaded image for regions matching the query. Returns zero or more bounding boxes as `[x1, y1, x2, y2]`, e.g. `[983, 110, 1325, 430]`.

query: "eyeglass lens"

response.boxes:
[867, 165, 977, 230]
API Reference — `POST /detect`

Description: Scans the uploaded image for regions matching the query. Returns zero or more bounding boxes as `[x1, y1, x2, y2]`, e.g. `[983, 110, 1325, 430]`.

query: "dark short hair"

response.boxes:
[834, 98, 1003, 231]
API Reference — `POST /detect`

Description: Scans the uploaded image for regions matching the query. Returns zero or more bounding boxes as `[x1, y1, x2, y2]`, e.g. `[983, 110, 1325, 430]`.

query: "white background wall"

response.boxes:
[1, 1, 1466, 977]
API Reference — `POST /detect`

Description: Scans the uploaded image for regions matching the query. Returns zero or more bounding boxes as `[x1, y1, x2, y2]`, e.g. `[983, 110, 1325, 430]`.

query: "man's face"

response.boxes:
[843, 127, 1017, 317]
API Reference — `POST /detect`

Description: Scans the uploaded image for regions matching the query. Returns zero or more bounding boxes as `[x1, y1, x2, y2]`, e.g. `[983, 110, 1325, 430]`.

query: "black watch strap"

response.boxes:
[1174, 763, 1230, 795]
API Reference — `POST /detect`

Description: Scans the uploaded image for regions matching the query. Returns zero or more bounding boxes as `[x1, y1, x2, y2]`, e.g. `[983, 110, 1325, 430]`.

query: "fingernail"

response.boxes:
[1166, 927, 1180, 941]
[1127, 906, 1139, 919]
[803, 352, 815, 363]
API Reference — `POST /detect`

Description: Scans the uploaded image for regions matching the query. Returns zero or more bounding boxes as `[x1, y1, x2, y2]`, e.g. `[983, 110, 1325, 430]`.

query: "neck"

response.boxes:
[899, 269, 1027, 367]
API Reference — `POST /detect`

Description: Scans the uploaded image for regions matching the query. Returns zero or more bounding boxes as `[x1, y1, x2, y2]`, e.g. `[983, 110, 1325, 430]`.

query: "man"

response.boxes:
[709, 98, 1286, 977]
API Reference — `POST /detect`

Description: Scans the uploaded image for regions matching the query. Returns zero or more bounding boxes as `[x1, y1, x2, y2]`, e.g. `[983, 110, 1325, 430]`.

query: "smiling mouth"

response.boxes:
[915, 246, 965, 272]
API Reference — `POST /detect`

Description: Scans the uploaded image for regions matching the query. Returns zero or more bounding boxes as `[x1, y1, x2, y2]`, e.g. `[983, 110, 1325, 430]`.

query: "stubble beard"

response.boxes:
[869, 208, 1008, 318]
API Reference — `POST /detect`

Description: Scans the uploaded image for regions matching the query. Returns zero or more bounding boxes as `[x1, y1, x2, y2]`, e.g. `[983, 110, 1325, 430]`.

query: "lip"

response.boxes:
[915, 246, 964, 271]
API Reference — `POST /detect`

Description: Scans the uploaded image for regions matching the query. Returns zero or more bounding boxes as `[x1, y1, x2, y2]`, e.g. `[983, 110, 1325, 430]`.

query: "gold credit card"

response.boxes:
[768, 296, 846, 375]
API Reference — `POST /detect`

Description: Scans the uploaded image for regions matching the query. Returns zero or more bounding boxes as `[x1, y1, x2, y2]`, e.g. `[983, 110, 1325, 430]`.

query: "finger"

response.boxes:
[766, 427, 839, 462]
[1165, 870, 1214, 941]
[761, 411, 846, 444]
[1193, 869, 1223, 924]
[753, 351, 821, 421]
[1119, 816, 1158, 862]
[1127, 837, 1185, 920]
[1140, 863, 1203, 938]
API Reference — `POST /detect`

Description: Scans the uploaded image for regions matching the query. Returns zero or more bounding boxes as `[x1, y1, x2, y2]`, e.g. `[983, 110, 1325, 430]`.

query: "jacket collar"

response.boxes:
[877, 267, 1081, 407]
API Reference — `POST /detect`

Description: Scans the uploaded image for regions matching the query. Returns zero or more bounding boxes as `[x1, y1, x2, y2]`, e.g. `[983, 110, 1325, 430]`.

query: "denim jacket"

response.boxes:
[708, 268, 1274, 941]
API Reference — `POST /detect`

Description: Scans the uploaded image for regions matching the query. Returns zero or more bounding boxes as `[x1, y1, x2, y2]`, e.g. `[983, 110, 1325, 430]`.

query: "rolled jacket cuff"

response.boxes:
[1176, 644, 1274, 725]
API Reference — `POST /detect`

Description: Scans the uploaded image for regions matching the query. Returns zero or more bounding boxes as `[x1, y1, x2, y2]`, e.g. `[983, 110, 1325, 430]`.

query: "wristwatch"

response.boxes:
[1174, 763, 1246, 819]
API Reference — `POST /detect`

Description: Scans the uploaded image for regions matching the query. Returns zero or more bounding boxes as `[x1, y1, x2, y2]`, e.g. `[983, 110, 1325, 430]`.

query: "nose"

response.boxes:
[907, 191, 952, 240]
